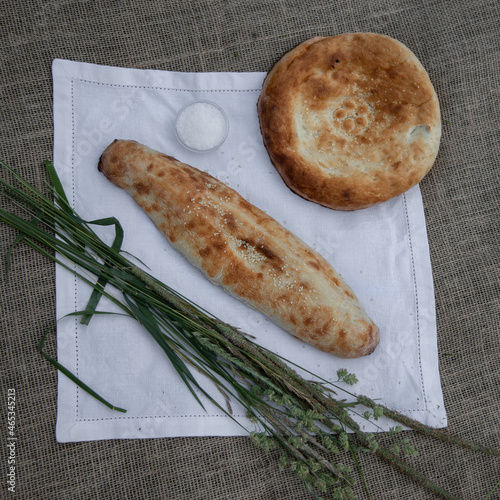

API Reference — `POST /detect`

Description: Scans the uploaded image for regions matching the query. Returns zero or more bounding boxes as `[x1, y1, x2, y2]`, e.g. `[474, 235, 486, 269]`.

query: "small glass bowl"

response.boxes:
[174, 99, 229, 152]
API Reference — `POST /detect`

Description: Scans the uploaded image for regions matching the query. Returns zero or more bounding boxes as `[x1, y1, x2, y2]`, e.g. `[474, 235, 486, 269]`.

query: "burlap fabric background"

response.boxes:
[1, 1, 499, 499]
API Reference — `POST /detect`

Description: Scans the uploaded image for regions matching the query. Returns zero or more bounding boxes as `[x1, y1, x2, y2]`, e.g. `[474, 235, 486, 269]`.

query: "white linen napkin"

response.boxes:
[52, 59, 446, 443]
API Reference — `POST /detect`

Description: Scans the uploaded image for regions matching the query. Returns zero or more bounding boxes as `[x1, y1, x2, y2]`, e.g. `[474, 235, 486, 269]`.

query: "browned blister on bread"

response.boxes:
[258, 33, 441, 210]
[98, 140, 379, 358]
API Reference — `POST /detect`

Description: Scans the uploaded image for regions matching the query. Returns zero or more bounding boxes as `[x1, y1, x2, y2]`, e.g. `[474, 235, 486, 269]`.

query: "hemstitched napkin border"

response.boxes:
[52, 59, 447, 443]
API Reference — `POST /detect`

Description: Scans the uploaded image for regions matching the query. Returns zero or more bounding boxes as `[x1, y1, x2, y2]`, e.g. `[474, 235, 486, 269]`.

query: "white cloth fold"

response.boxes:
[52, 59, 446, 443]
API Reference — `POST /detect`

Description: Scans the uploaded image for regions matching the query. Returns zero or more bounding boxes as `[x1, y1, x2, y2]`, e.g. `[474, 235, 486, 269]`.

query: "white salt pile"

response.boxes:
[175, 100, 228, 151]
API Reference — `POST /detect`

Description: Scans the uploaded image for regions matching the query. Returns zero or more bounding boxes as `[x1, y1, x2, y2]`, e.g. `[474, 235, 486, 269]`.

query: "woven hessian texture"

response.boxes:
[1, 1, 499, 499]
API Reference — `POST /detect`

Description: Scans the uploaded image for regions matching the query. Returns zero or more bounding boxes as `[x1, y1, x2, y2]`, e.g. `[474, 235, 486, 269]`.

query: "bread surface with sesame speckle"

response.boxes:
[98, 139, 379, 358]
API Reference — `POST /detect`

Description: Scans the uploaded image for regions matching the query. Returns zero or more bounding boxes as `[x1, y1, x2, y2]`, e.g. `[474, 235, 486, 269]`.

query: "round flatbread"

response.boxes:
[258, 33, 441, 210]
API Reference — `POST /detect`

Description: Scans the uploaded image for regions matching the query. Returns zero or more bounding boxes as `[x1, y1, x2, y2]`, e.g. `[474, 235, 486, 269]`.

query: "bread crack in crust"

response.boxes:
[258, 33, 441, 210]
[98, 140, 379, 358]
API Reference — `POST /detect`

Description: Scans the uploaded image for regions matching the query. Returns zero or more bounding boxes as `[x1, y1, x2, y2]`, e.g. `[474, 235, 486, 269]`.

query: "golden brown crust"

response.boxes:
[98, 140, 379, 358]
[258, 33, 441, 210]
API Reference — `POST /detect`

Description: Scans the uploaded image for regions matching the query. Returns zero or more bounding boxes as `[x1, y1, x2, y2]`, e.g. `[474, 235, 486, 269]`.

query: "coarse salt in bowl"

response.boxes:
[175, 99, 229, 152]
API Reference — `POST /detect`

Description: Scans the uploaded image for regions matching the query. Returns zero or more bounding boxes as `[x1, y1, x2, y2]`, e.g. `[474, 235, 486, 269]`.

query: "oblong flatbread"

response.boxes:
[98, 140, 379, 358]
[258, 33, 441, 210]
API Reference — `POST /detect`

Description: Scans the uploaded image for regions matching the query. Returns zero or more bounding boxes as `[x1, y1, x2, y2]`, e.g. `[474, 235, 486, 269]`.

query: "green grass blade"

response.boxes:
[5, 209, 43, 279]
[484, 478, 500, 500]
[38, 328, 126, 413]
[349, 440, 371, 499]
[43, 160, 71, 212]
[63, 310, 130, 319]
[44, 160, 125, 325]
[79, 217, 124, 325]
[87, 217, 124, 247]
[123, 294, 208, 411]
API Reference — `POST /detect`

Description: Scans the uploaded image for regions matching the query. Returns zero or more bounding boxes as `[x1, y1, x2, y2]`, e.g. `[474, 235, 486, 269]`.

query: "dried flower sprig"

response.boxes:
[1, 159, 498, 500]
